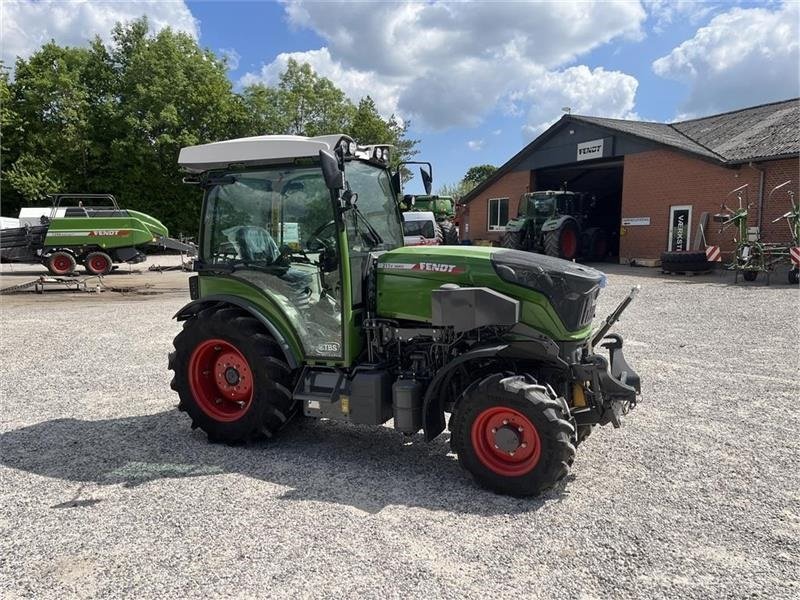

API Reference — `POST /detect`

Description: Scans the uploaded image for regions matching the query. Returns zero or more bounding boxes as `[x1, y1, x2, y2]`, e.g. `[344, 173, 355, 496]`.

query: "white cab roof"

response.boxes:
[178, 134, 353, 173]
[402, 211, 436, 222]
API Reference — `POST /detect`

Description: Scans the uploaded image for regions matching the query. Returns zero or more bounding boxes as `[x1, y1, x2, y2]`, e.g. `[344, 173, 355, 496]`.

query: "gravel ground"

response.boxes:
[0, 262, 798, 599]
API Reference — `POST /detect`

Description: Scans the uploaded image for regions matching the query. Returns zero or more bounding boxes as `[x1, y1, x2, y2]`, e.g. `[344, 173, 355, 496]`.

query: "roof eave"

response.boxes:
[725, 152, 800, 165]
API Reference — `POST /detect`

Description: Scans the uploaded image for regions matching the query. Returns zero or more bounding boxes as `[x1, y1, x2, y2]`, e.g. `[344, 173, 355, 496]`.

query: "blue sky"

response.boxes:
[3, 1, 798, 190]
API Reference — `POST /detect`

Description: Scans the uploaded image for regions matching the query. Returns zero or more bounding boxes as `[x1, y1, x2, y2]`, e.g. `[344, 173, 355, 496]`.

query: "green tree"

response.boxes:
[1, 19, 418, 235]
[463, 164, 497, 186]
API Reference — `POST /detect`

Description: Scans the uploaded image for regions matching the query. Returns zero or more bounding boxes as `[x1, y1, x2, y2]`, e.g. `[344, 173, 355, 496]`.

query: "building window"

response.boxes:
[488, 198, 509, 231]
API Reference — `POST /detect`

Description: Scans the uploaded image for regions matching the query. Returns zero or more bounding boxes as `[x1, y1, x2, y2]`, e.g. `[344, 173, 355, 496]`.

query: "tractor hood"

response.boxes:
[376, 246, 606, 337]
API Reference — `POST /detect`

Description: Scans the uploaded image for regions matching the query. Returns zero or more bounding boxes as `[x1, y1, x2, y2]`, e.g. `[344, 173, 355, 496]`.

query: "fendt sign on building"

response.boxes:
[577, 138, 604, 161]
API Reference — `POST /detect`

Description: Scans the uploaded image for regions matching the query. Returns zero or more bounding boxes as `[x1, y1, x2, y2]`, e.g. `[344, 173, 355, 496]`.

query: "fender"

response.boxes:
[421, 336, 569, 442]
[173, 294, 300, 369]
[541, 215, 578, 233]
[503, 217, 526, 233]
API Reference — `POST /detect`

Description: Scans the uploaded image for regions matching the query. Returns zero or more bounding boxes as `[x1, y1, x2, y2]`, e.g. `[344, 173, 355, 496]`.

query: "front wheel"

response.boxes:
[742, 270, 758, 282]
[46, 251, 76, 276]
[450, 374, 576, 497]
[789, 268, 799, 285]
[169, 307, 296, 443]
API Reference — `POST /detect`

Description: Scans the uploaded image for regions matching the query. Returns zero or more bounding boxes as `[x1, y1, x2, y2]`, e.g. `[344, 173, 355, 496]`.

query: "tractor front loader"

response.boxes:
[168, 134, 642, 497]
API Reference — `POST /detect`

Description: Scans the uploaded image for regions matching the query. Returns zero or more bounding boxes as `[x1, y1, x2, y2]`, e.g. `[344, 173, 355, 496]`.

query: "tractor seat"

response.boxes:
[236, 226, 280, 263]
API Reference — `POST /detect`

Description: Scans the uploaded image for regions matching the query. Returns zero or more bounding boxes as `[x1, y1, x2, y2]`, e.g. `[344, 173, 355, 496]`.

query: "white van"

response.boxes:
[402, 211, 441, 246]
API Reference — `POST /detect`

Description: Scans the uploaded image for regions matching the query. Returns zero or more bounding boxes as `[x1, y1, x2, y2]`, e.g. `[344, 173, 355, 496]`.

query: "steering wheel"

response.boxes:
[306, 221, 336, 252]
[305, 220, 338, 272]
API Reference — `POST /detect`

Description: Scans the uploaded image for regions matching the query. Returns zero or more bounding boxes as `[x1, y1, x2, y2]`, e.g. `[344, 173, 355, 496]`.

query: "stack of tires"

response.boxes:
[660, 251, 711, 274]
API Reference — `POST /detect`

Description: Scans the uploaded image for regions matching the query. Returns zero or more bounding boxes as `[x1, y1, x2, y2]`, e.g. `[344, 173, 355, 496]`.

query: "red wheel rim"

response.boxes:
[470, 406, 541, 476]
[51, 255, 71, 274]
[188, 338, 254, 422]
[89, 254, 110, 273]
[561, 228, 577, 258]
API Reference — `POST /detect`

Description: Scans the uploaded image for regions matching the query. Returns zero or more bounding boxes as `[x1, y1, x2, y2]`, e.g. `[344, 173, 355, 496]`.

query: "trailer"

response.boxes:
[0, 194, 195, 275]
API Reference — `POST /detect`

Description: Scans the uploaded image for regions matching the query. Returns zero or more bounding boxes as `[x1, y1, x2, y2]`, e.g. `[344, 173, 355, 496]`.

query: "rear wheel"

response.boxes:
[582, 227, 608, 261]
[789, 268, 799, 285]
[742, 270, 758, 282]
[169, 307, 296, 443]
[84, 251, 113, 275]
[544, 221, 579, 260]
[46, 251, 76, 276]
[440, 220, 459, 245]
[433, 222, 444, 245]
[450, 374, 576, 497]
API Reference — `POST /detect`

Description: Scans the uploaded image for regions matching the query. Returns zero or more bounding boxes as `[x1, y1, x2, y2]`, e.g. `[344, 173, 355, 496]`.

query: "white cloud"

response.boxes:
[644, 0, 717, 33]
[467, 139, 484, 151]
[219, 48, 240, 71]
[521, 66, 639, 138]
[1, 0, 198, 68]
[653, 1, 800, 116]
[242, 1, 646, 132]
[238, 47, 403, 119]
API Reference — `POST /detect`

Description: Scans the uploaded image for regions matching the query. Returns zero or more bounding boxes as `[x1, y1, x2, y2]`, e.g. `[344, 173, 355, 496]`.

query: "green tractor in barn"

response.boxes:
[502, 190, 609, 261]
[401, 194, 460, 244]
[168, 134, 641, 497]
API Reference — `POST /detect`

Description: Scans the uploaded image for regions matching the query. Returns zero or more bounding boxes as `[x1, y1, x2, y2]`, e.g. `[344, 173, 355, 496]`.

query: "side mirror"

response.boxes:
[319, 150, 344, 190]
[391, 171, 402, 196]
[421, 167, 432, 195]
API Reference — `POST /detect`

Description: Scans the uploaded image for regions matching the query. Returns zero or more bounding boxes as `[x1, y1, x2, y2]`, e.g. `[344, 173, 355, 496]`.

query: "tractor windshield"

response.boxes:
[343, 161, 404, 306]
[533, 195, 555, 216]
[344, 161, 403, 250]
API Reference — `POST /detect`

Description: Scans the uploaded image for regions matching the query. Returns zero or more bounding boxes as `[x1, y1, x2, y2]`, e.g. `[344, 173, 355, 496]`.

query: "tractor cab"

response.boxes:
[180, 134, 404, 362]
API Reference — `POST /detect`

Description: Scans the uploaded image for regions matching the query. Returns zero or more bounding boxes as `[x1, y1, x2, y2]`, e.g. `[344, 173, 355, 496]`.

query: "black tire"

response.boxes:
[168, 307, 296, 443]
[46, 251, 76, 276]
[84, 251, 113, 275]
[660, 251, 710, 273]
[440, 219, 459, 245]
[501, 230, 525, 250]
[450, 374, 576, 497]
[789, 268, 799, 285]
[582, 227, 609, 261]
[742, 270, 758, 282]
[433, 222, 444, 245]
[544, 221, 579, 260]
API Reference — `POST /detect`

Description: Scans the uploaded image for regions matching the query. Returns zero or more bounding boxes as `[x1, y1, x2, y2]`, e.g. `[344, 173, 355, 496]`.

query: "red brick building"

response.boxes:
[459, 99, 799, 263]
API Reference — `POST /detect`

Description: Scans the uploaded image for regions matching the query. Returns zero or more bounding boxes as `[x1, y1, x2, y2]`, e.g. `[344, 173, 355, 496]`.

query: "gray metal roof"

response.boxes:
[672, 99, 799, 162]
[573, 99, 799, 163]
[461, 99, 799, 205]
[570, 115, 723, 160]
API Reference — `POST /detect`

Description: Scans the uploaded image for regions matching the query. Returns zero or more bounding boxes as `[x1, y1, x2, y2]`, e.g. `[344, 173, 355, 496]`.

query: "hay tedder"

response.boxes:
[715, 182, 799, 284]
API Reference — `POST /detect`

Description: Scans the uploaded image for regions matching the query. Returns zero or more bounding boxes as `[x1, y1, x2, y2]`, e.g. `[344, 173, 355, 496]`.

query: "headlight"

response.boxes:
[382, 148, 389, 161]
[348, 141, 357, 155]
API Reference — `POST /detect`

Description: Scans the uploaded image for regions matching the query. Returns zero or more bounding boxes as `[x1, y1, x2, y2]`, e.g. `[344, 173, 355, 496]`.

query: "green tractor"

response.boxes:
[168, 134, 641, 497]
[401, 194, 460, 244]
[502, 190, 609, 261]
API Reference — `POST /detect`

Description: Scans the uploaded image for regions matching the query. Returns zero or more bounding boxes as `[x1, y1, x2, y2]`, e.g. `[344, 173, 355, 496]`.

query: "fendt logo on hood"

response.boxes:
[380, 262, 464, 274]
